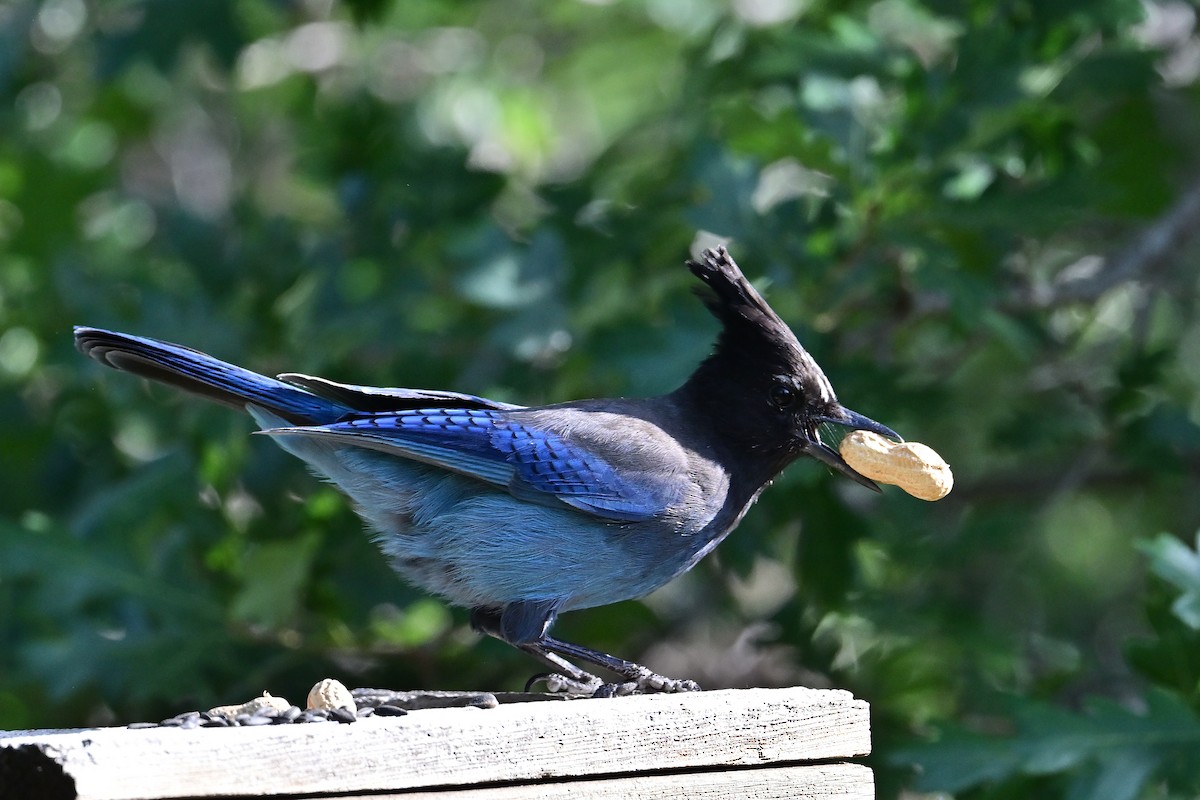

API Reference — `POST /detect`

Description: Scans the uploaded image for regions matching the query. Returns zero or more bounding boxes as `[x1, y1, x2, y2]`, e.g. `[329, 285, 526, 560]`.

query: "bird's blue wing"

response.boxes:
[269, 410, 518, 486]
[488, 422, 678, 521]
[264, 409, 676, 522]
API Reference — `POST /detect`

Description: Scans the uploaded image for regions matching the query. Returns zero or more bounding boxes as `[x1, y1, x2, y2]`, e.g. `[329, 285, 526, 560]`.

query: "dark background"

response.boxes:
[3, 1, 1200, 796]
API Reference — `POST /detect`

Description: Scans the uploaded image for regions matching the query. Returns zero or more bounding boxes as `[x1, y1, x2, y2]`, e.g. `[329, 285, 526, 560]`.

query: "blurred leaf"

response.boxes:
[229, 533, 321, 629]
[370, 599, 453, 648]
[97, 0, 245, 76]
[893, 690, 1200, 800]
[1139, 533, 1200, 630]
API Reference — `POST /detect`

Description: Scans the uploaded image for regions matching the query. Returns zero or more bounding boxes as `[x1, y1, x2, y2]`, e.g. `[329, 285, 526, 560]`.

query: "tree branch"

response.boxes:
[1013, 175, 1200, 311]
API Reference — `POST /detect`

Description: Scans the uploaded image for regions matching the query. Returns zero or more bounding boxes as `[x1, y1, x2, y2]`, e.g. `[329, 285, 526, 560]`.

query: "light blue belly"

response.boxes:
[268, 430, 698, 610]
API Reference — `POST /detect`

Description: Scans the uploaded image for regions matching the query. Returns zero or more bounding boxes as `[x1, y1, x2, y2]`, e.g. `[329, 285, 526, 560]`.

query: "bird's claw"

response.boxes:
[537, 672, 604, 696]
[531, 669, 701, 697]
[525, 671, 602, 695]
[627, 665, 701, 693]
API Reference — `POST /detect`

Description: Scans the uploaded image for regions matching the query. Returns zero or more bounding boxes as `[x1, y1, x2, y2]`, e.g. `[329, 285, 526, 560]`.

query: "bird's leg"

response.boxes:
[517, 645, 606, 695]
[472, 603, 700, 697]
[469, 605, 609, 694]
[536, 634, 701, 695]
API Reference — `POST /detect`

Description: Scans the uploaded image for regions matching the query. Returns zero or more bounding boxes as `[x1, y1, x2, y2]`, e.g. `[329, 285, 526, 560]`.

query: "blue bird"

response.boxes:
[75, 247, 899, 695]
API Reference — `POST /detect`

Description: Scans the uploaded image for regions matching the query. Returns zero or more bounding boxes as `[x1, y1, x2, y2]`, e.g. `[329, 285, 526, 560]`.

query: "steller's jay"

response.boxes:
[75, 247, 899, 696]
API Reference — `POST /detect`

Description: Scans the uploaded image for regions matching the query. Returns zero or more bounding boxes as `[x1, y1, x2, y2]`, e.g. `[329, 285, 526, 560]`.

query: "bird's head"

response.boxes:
[682, 246, 899, 491]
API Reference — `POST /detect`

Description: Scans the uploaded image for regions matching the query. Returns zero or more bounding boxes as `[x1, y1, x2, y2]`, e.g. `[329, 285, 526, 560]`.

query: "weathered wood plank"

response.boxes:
[388, 763, 873, 800]
[0, 687, 870, 800]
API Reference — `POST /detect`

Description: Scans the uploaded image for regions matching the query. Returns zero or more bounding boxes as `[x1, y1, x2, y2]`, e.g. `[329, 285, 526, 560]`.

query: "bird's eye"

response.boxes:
[769, 381, 797, 410]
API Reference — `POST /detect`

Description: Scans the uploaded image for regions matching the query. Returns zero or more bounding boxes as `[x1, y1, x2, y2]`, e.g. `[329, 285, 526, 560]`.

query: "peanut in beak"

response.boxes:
[839, 430, 953, 501]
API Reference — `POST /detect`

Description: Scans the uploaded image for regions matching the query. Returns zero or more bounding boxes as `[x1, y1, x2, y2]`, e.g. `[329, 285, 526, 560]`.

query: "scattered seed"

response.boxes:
[329, 707, 357, 724]
[241, 714, 273, 726]
[374, 704, 408, 717]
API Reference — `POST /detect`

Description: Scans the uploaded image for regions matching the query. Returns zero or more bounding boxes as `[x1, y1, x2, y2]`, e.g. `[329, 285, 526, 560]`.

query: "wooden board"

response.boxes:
[391, 764, 874, 799]
[0, 687, 871, 800]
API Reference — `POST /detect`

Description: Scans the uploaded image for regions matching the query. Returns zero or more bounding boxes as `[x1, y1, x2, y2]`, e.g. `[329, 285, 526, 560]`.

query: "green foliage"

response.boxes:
[3, 0, 1200, 795]
[1139, 533, 1200, 632]
[890, 535, 1200, 799]
[895, 690, 1200, 800]
[1127, 534, 1200, 705]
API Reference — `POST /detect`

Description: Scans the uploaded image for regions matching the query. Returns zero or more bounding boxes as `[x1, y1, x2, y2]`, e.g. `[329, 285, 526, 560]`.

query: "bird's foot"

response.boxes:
[604, 664, 701, 695]
[531, 667, 701, 697]
[532, 671, 604, 696]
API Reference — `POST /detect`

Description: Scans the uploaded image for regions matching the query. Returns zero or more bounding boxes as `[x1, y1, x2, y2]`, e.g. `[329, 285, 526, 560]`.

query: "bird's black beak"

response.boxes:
[804, 407, 902, 492]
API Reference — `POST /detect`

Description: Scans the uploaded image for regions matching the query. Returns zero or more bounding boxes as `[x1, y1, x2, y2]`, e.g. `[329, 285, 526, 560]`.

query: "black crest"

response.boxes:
[686, 247, 836, 404]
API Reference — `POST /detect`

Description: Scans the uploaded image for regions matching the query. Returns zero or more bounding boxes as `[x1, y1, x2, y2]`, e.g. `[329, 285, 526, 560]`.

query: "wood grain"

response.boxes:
[0, 687, 871, 800]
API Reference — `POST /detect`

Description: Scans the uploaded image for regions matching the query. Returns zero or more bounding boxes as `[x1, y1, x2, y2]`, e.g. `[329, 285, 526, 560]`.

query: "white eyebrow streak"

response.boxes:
[798, 352, 837, 404]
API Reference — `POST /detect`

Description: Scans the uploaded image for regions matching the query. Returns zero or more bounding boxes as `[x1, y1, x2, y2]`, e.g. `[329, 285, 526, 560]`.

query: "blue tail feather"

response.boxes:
[74, 326, 351, 426]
